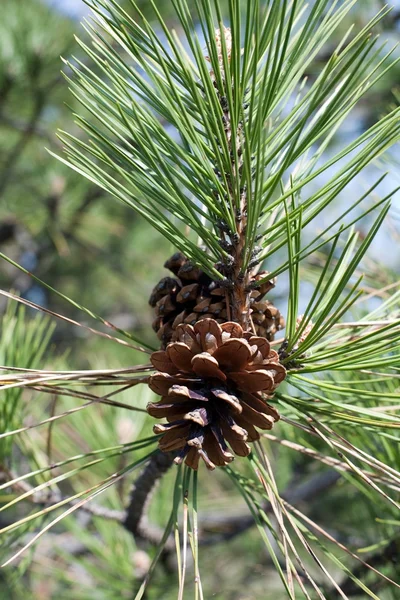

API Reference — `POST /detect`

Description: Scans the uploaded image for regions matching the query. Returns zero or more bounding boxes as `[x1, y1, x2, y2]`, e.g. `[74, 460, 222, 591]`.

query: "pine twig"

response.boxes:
[0, 95, 45, 198]
[199, 470, 340, 545]
[123, 450, 175, 548]
[326, 537, 400, 599]
[0, 466, 126, 522]
[0, 113, 60, 146]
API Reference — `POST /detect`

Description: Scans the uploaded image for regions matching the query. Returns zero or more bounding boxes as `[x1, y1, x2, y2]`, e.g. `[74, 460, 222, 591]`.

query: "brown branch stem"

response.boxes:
[123, 450, 175, 549]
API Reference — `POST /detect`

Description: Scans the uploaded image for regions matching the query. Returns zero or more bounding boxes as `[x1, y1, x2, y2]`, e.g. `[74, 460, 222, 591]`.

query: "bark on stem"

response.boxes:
[220, 91, 251, 329]
[230, 200, 251, 328]
[123, 450, 175, 547]
[212, 31, 251, 329]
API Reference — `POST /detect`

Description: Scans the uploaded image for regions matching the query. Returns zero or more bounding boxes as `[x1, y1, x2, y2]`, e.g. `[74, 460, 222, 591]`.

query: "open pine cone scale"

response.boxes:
[147, 318, 286, 470]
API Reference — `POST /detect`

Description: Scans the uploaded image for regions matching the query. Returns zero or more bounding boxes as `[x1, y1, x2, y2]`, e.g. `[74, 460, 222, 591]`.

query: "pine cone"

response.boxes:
[250, 299, 285, 340]
[147, 318, 286, 470]
[149, 254, 284, 347]
[149, 252, 226, 348]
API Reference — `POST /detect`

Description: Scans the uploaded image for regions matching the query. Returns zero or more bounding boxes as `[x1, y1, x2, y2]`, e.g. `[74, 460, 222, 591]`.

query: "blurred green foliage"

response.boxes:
[0, 0, 174, 358]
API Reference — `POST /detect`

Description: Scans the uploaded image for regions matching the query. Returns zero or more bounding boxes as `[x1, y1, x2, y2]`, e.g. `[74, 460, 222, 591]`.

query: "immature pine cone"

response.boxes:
[150, 252, 284, 348]
[147, 318, 286, 470]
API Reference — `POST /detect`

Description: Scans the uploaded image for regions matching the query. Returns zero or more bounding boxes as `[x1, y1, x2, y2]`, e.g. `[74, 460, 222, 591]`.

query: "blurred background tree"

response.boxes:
[0, 1, 400, 598]
[0, 0, 177, 359]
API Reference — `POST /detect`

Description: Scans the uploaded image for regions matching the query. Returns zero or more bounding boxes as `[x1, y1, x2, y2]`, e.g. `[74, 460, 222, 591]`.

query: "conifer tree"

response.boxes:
[1, 1, 400, 598]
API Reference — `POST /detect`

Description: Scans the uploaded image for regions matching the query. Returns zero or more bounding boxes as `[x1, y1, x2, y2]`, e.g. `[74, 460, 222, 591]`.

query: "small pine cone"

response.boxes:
[163, 252, 187, 276]
[147, 318, 286, 471]
[149, 254, 285, 347]
[149, 253, 225, 348]
[149, 277, 180, 308]
[249, 271, 277, 300]
[251, 300, 285, 340]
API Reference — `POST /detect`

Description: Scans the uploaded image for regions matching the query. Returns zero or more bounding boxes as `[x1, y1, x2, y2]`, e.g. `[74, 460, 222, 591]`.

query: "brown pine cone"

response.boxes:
[149, 252, 226, 348]
[149, 254, 284, 347]
[147, 318, 286, 470]
[250, 299, 285, 340]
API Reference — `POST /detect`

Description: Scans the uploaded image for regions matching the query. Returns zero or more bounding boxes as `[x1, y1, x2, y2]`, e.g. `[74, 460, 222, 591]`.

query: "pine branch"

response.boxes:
[1, 2, 400, 597]
[123, 450, 175, 549]
[327, 537, 400, 598]
[4, 479, 125, 522]
[0, 113, 60, 146]
[0, 93, 46, 198]
[0, 73, 14, 115]
[199, 469, 340, 546]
